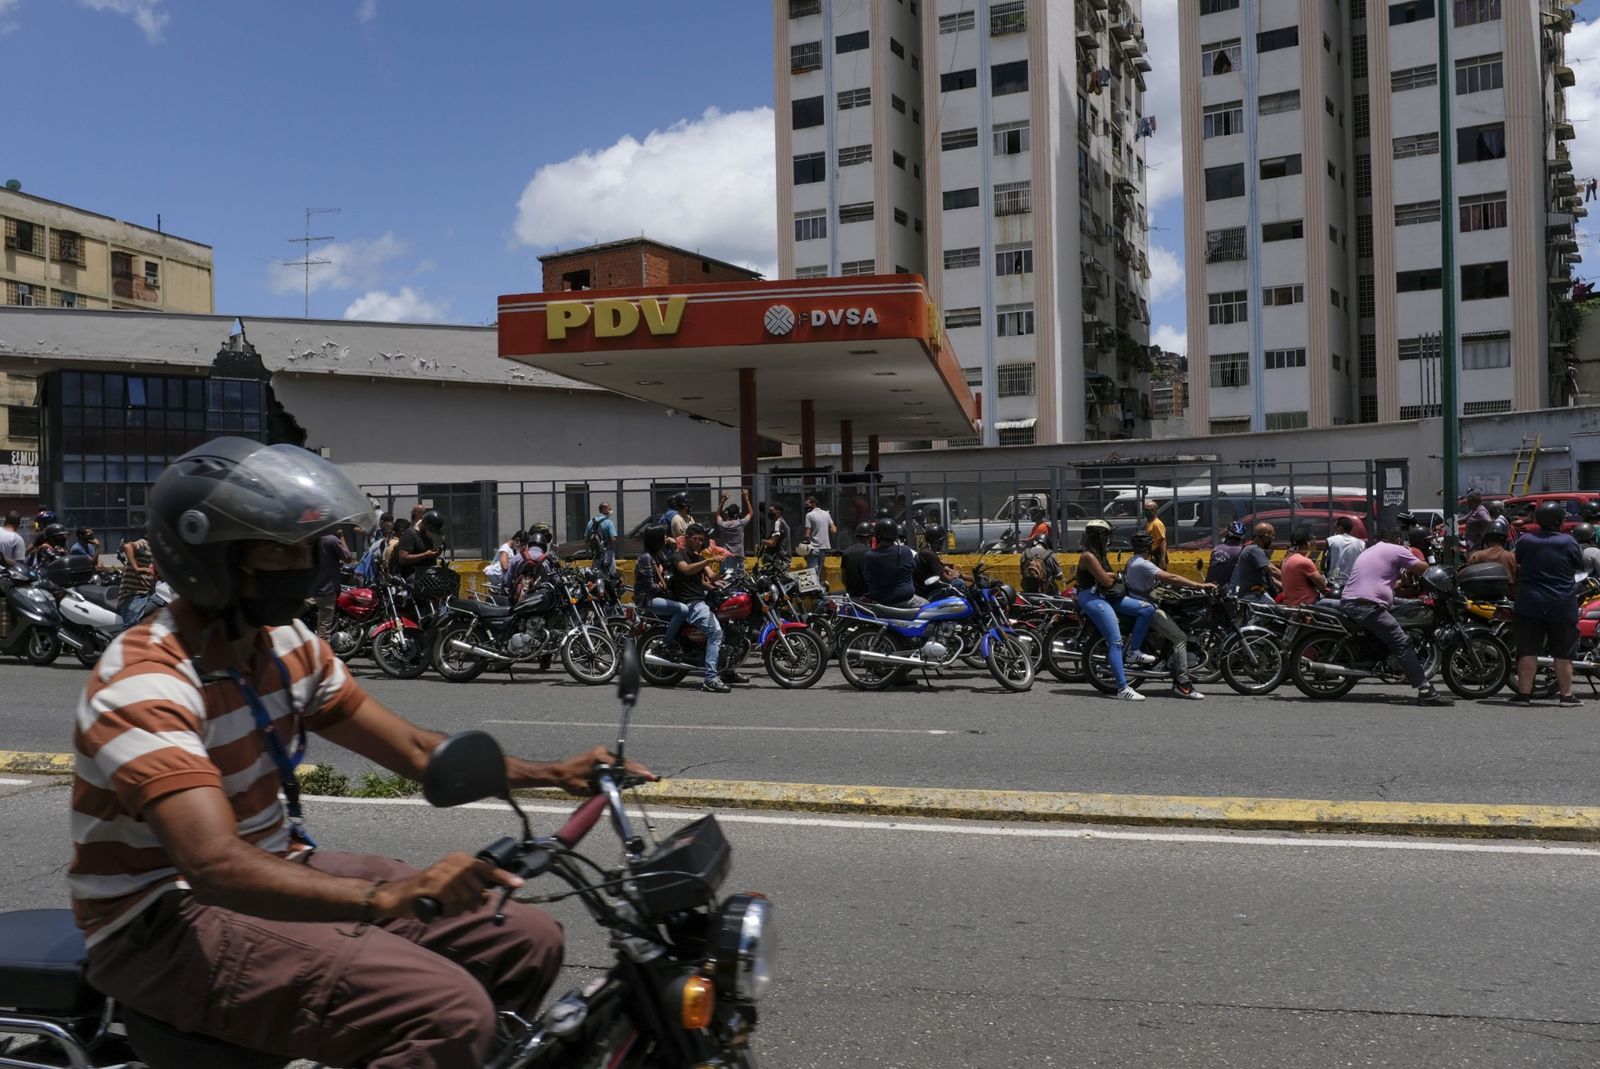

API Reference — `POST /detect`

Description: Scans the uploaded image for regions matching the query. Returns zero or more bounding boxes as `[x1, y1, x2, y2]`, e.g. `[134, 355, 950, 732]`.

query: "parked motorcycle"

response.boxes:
[0, 644, 775, 1068]
[635, 582, 760, 688]
[325, 581, 384, 661]
[432, 569, 618, 685]
[370, 567, 458, 680]
[0, 563, 65, 665]
[1077, 588, 1287, 696]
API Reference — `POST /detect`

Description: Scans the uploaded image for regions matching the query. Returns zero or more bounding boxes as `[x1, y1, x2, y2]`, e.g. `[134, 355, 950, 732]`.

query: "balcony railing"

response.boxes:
[112, 276, 161, 303]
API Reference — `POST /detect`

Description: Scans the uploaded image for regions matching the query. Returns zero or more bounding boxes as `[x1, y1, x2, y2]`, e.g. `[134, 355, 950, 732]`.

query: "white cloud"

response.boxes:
[1151, 323, 1187, 356]
[79, 0, 168, 43]
[1561, 15, 1600, 265]
[513, 106, 777, 273]
[0, 0, 19, 34]
[343, 287, 448, 323]
[267, 231, 407, 296]
[356, 0, 378, 24]
[1140, 0, 1184, 217]
[1147, 243, 1184, 301]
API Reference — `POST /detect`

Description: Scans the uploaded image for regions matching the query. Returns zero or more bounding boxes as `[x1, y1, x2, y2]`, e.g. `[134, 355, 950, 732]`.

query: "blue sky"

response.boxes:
[2, 0, 1595, 353]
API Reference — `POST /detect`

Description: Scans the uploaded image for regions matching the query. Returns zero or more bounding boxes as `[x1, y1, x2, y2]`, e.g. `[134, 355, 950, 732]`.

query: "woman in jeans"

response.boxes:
[634, 525, 689, 637]
[1075, 520, 1155, 701]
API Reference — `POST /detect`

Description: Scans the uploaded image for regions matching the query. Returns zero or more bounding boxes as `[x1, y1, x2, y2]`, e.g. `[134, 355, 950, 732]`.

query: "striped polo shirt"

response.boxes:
[68, 600, 364, 946]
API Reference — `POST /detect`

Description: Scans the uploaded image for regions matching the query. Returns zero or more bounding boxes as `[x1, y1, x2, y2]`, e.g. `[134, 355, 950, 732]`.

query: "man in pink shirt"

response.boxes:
[1339, 528, 1453, 706]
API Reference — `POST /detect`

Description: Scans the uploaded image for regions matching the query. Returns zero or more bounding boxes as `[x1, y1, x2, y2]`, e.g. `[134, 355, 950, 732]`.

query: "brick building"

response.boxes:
[538, 237, 762, 292]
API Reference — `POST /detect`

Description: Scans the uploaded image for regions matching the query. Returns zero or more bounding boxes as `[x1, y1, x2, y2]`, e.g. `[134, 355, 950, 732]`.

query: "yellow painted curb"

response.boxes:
[0, 750, 74, 775]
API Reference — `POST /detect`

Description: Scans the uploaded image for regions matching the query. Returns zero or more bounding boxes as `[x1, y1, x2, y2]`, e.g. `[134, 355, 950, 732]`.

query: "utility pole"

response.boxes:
[1437, 15, 1460, 560]
[285, 207, 340, 318]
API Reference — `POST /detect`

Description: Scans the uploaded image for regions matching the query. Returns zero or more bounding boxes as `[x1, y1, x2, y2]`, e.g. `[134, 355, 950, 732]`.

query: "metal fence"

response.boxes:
[362, 457, 1408, 559]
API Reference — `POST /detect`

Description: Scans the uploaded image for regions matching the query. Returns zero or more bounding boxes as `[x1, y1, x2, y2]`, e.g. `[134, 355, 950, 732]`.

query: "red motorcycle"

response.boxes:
[325, 583, 382, 661]
[636, 572, 829, 688]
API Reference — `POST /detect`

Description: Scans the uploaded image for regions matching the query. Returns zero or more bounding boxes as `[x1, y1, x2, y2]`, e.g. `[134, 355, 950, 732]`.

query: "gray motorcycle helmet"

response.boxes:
[148, 437, 372, 613]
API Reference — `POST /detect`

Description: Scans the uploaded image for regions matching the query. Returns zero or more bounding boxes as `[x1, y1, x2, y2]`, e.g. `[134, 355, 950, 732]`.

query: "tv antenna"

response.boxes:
[285, 207, 340, 318]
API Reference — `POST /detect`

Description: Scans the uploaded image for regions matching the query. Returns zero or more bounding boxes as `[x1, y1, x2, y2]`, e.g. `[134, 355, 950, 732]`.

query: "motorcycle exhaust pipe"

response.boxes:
[446, 638, 515, 663]
[1302, 660, 1371, 680]
[1531, 655, 1600, 677]
[56, 629, 89, 652]
[846, 650, 931, 669]
[643, 651, 693, 670]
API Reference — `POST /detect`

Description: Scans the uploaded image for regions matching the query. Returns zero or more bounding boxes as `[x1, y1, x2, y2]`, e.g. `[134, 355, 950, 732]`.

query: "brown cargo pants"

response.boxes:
[85, 850, 565, 1069]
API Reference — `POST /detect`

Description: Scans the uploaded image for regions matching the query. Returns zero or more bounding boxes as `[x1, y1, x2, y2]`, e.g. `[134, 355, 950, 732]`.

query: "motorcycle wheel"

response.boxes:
[838, 629, 910, 691]
[430, 619, 488, 683]
[1440, 634, 1510, 700]
[371, 626, 431, 680]
[562, 626, 619, 685]
[73, 635, 104, 668]
[1042, 622, 1085, 683]
[985, 634, 1035, 692]
[23, 628, 59, 666]
[762, 628, 828, 689]
[1288, 632, 1360, 699]
[1082, 635, 1133, 695]
[1220, 632, 1286, 696]
[1011, 625, 1045, 672]
[1190, 630, 1225, 686]
[1410, 632, 1441, 681]
[637, 628, 689, 688]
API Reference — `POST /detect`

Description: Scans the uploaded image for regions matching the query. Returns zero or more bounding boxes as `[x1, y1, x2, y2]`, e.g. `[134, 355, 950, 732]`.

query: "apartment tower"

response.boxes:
[775, 0, 1157, 445]
[1181, 0, 1579, 433]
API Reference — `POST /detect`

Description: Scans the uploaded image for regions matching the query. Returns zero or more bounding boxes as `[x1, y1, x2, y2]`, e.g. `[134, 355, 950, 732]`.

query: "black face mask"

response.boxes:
[240, 566, 317, 627]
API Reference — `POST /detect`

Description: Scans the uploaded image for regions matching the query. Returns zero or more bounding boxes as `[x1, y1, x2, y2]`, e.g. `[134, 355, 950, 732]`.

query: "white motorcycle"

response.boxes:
[47, 558, 172, 666]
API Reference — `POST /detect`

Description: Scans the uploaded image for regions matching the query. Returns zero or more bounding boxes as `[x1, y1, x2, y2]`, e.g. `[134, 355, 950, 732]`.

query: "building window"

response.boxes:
[1393, 131, 1440, 158]
[1257, 25, 1299, 51]
[1459, 192, 1507, 232]
[838, 202, 874, 224]
[1206, 226, 1247, 262]
[995, 242, 1033, 275]
[991, 1, 1026, 35]
[790, 41, 822, 73]
[1400, 403, 1442, 419]
[1351, 34, 1367, 77]
[944, 247, 981, 270]
[6, 404, 39, 438]
[1202, 39, 1242, 76]
[1359, 335, 1377, 377]
[792, 96, 824, 129]
[1203, 101, 1245, 138]
[914, 217, 924, 233]
[1456, 53, 1503, 94]
[838, 87, 871, 110]
[840, 259, 876, 276]
[993, 181, 1031, 216]
[1205, 163, 1246, 200]
[993, 121, 1030, 155]
[996, 362, 1035, 397]
[996, 304, 1035, 337]
[1359, 394, 1378, 422]
[1265, 348, 1308, 370]
[1331, 286, 1342, 307]
[836, 30, 869, 53]
[1265, 411, 1310, 429]
[991, 60, 1029, 96]
[1395, 200, 1442, 225]
[889, 37, 905, 58]
[892, 152, 908, 171]
[1462, 332, 1512, 369]
[1461, 261, 1509, 300]
[6, 281, 36, 306]
[945, 307, 983, 329]
[943, 187, 981, 211]
[1397, 336, 1428, 361]
[793, 152, 826, 184]
[997, 426, 1036, 446]
[1262, 284, 1305, 306]
[893, 207, 909, 226]
[962, 366, 984, 389]
[1357, 214, 1374, 257]
[1453, 0, 1500, 26]
[837, 144, 873, 166]
[1457, 123, 1506, 162]
[1200, 0, 1240, 11]
[1260, 154, 1303, 180]
[941, 68, 978, 92]
[55, 290, 79, 309]
[891, 94, 907, 114]
[1396, 268, 1442, 292]
[794, 265, 827, 279]
[1259, 90, 1301, 115]
[52, 230, 86, 267]
[1389, 0, 1435, 24]
[939, 10, 975, 33]
[1209, 352, 1250, 387]
[1463, 399, 1513, 414]
[4, 218, 39, 255]
[1359, 274, 1375, 317]
[1391, 64, 1438, 91]
[1208, 291, 1248, 326]
[941, 128, 978, 151]
[1208, 417, 1250, 435]
[789, 0, 821, 16]
[1262, 219, 1305, 242]
[794, 210, 827, 242]
[1353, 94, 1369, 138]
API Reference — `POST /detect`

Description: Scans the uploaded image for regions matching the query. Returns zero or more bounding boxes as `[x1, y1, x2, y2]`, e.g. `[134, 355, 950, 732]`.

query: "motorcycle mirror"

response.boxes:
[617, 637, 642, 707]
[422, 731, 510, 808]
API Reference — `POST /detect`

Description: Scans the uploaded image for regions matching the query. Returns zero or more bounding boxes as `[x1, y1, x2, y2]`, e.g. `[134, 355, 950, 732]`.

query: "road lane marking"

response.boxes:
[485, 719, 956, 736]
[0, 777, 32, 785]
[308, 796, 1600, 858]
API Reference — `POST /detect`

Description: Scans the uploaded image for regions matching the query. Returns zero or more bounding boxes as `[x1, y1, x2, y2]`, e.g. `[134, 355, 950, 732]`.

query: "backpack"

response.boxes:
[1021, 553, 1049, 585]
[353, 538, 383, 583]
[658, 507, 678, 528]
[584, 516, 608, 557]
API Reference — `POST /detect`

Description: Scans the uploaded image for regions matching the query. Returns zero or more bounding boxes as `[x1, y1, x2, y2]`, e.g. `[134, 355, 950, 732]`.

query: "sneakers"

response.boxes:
[1417, 687, 1455, 707]
[1172, 682, 1206, 701]
[1509, 690, 1535, 704]
[1115, 685, 1146, 702]
[700, 678, 731, 694]
[1128, 652, 1158, 668]
[1559, 693, 1584, 707]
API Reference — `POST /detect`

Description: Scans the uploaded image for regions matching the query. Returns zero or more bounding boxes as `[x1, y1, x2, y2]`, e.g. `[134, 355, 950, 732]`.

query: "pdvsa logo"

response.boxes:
[764, 304, 880, 336]
[763, 305, 796, 336]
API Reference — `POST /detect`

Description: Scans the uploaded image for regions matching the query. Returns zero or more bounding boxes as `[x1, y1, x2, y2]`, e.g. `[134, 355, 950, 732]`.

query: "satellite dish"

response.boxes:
[3, 180, 20, 192]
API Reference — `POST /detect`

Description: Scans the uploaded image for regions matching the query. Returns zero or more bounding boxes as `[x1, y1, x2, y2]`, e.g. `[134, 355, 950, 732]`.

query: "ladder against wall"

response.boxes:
[1509, 434, 1541, 497]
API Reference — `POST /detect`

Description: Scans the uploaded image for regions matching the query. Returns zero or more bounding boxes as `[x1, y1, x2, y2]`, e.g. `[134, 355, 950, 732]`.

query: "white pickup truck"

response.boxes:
[909, 493, 1080, 552]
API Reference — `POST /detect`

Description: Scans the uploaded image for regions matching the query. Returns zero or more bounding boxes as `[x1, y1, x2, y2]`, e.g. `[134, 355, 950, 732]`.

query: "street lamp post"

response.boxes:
[1438, 6, 1461, 559]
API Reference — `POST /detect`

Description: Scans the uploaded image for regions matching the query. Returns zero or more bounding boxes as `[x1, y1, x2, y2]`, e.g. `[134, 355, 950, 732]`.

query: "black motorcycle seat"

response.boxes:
[447, 596, 511, 618]
[80, 584, 119, 612]
[122, 1006, 289, 1069]
[858, 601, 924, 619]
[0, 908, 98, 1014]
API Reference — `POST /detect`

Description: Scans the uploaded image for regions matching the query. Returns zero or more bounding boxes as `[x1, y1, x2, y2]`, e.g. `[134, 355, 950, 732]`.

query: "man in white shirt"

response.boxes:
[801, 495, 835, 578]
[1323, 515, 1364, 586]
[0, 512, 24, 566]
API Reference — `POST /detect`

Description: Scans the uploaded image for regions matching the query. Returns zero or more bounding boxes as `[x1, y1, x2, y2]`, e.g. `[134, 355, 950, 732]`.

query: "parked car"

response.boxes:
[1176, 510, 1369, 550]
[1500, 492, 1600, 533]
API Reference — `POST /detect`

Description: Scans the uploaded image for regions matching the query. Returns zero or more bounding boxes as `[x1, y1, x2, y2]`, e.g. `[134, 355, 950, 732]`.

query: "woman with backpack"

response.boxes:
[1075, 519, 1153, 702]
[1020, 535, 1062, 594]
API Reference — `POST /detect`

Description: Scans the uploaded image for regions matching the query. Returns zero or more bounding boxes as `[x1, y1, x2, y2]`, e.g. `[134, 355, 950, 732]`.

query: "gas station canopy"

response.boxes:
[498, 275, 978, 446]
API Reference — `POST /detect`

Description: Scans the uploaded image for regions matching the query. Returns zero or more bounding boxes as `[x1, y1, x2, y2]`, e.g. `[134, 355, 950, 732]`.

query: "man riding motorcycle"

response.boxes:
[68, 437, 654, 1069]
[1125, 531, 1216, 700]
[1339, 528, 1453, 707]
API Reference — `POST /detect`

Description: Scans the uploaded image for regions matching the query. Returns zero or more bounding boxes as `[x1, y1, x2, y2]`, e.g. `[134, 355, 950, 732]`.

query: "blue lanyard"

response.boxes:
[228, 653, 316, 849]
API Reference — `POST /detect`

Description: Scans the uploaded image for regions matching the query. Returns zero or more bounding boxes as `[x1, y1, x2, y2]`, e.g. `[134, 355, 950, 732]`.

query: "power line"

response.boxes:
[284, 207, 340, 318]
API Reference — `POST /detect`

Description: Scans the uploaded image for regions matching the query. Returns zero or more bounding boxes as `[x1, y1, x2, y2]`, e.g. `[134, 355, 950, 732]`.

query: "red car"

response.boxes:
[1498, 493, 1600, 534]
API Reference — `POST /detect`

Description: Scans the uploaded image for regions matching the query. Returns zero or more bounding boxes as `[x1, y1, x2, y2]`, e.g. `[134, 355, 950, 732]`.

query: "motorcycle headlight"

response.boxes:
[713, 894, 775, 1002]
[21, 588, 53, 606]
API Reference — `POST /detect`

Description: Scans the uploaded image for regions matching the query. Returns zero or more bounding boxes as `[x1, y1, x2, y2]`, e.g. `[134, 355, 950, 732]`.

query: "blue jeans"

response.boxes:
[682, 600, 723, 683]
[1078, 588, 1128, 689]
[1115, 594, 1157, 656]
[648, 597, 690, 646]
[118, 594, 155, 629]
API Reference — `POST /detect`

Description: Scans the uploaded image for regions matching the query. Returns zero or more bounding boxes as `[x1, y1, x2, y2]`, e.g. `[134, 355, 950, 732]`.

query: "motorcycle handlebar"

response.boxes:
[555, 793, 609, 848]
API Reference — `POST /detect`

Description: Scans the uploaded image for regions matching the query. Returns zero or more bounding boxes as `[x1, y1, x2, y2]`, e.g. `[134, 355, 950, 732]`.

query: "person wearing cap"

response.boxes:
[1206, 521, 1246, 586]
[1020, 533, 1062, 594]
[1511, 501, 1583, 705]
[1125, 530, 1215, 700]
[1462, 490, 1492, 552]
[1466, 518, 1518, 597]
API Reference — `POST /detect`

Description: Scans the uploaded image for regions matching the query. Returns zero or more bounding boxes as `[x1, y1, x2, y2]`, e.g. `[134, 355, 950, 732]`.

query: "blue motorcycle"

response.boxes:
[836, 563, 1034, 692]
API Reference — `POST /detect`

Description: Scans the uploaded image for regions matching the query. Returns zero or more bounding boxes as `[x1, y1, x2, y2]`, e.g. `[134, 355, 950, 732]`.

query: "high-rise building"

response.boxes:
[775, 0, 1156, 445]
[1180, 0, 1579, 434]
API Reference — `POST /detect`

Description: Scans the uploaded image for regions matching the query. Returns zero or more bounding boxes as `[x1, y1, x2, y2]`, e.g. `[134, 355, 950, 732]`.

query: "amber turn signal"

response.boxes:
[680, 976, 715, 1030]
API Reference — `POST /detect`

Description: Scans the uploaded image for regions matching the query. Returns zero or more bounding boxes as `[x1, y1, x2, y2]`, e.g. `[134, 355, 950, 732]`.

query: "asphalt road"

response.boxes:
[1, 778, 1596, 1067]
[6, 656, 1597, 807]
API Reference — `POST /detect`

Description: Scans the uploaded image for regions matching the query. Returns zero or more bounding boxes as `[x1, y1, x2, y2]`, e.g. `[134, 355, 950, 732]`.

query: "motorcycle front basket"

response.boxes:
[411, 566, 462, 600]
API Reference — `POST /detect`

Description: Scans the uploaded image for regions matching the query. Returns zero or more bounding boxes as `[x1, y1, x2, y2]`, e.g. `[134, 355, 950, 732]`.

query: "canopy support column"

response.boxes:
[839, 420, 854, 472]
[739, 368, 758, 485]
